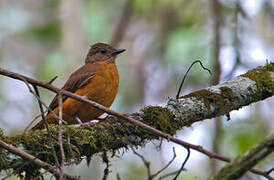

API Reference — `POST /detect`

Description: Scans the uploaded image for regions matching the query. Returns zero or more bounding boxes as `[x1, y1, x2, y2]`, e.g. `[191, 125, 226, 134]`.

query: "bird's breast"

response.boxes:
[84, 61, 119, 107]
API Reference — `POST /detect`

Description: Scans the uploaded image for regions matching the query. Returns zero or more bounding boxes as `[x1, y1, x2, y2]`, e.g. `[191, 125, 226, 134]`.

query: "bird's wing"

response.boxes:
[48, 64, 98, 113]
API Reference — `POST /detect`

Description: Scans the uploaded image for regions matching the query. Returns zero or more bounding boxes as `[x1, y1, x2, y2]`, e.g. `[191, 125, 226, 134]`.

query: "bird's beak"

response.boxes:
[111, 49, 126, 56]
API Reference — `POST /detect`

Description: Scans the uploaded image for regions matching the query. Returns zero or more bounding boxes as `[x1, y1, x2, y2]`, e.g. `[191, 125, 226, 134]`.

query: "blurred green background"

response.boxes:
[0, 0, 273, 179]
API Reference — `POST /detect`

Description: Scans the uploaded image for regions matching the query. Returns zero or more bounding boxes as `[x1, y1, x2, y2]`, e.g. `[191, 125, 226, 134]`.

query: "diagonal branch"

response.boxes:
[171, 63, 273, 125]
[212, 134, 274, 180]
[173, 148, 190, 179]
[58, 93, 65, 179]
[0, 139, 79, 180]
[0, 63, 273, 178]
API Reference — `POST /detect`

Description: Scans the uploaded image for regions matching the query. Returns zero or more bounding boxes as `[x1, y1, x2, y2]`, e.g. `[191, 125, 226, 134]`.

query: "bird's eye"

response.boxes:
[99, 49, 107, 54]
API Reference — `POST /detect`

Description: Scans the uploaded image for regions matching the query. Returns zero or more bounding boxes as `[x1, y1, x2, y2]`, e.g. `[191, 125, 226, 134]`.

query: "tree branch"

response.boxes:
[58, 93, 65, 179]
[0, 139, 79, 180]
[0, 63, 273, 178]
[212, 133, 274, 180]
[170, 63, 273, 125]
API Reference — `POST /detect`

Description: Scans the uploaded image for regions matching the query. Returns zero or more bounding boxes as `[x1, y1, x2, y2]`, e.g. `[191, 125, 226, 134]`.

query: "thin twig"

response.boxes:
[176, 60, 211, 99]
[267, 167, 274, 175]
[17, 80, 66, 133]
[14, 74, 61, 168]
[16, 74, 61, 169]
[58, 93, 65, 179]
[0, 140, 79, 180]
[131, 146, 152, 180]
[131, 147, 177, 180]
[23, 75, 59, 132]
[32, 85, 60, 168]
[102, 151, 111, 180]
[159, 149, 191, 180]
[151, 147, 176, 179]
[159, 171, 179, 180]
[173, 148, 190, 179]
[66, 130, 75, 160]
[48, 75, 58, 85]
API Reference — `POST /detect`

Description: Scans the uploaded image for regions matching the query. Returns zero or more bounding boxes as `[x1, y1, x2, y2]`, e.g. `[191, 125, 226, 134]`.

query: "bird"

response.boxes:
[32, 42, 125, 130]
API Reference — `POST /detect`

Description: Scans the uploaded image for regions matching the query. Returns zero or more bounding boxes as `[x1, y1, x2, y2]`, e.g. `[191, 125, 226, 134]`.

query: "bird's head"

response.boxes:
[85, 43, 125, 63]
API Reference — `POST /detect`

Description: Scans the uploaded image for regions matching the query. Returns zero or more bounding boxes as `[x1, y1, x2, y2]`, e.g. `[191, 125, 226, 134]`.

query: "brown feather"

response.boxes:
[48, 63, 99, 113]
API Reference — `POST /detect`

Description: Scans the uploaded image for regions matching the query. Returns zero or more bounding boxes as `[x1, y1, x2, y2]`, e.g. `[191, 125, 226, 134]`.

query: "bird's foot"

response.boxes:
[94, 116, 108, 121]
[75, 117, 100, 127]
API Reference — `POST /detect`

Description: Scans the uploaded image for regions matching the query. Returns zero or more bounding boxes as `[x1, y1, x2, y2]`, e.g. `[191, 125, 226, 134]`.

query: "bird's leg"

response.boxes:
[94, 117, 107, 121]
[75, 117, 83, 124]
[75, 117, 99, 127]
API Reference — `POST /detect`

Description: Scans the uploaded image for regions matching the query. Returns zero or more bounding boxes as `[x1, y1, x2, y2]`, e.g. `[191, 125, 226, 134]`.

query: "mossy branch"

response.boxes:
[0, 63, 273, 178]
[168, 62, 274, 125]
[212, 133, 274, 180]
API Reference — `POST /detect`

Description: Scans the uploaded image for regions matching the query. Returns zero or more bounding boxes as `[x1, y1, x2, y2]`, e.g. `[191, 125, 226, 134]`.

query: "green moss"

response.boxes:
[183, 88, 235, 116]
[1, 123, 138, 178]
[242, 62, 274, 97]
[219, 87, 236, 102]
[141, 106, 180, 136]
[212, 161, 237, 180]
[0, 128, 4, 138]
[265, 62, 274, 71]
[1, 112, 168, 176]
[212, 133, 274, 180]
[0, 129, 9, 170]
